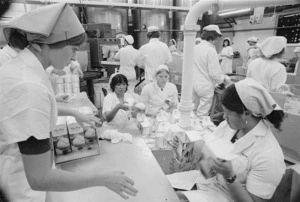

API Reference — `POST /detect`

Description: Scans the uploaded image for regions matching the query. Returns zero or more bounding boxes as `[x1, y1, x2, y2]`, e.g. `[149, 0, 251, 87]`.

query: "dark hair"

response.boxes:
[262, 48, 285, 60]
[155, 69, 169, 76]
[147, 31, 160, 39]
[221, 84, 285, 130]
[222, 39, 230, 47]
[8, 29, 29, 50]
[201, 30, 221, 41]
[110, 74, 128, 92]
[48, 33, 87, 49]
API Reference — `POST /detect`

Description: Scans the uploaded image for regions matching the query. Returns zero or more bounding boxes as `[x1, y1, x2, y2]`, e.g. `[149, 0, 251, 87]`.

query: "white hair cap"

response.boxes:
[203, 24, 222, 35]
[235, 78, 281, 117]
[147, 26, 159, 33]
[124, 35, 134, 45]
[259, 36, 287, 58]
[155, 65, 169, 74]
[247, 37, 259, 43]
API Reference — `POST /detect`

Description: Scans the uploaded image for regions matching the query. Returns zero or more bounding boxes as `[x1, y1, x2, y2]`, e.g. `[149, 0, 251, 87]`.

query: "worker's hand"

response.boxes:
[168, 136, 183, 160]
[55, 93, 69, 103]
[52, 69, 66, 76]
[102, 171, 138, 199]
[117, 103, 131, 111]
[223, 75, 232, 87]
[74, 112, 102, 129]
[211, 158, 234, 179]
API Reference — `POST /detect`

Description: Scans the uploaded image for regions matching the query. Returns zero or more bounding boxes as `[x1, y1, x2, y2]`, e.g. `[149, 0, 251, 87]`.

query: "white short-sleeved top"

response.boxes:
[247, 58, 287, 92]
[0, 48, 58, 202]
[211, 120, 285, 199]
[141, 82, 178, 116]
[102, 92, 133, 125]
[193, 40, 225, 96]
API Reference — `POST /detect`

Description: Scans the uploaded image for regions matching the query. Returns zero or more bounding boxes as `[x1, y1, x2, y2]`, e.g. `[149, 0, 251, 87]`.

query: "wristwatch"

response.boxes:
[226, 174, 237, 184]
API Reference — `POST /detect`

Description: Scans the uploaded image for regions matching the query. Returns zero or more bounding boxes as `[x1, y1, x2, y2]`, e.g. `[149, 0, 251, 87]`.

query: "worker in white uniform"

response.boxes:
[174, 78, 285, 202]
[192, 24, 231, 118]
[114, 35, 140, 93]
[0, 3, 138, 202]
[102, 73, 135, 125]
[139, 26, 172, 83]
[220, 37, 234, 74]
[247, 36, 287, 92]
[141, 65, 178, 117]
[243, 36, 260, 67]
[168, 39, 177, 53]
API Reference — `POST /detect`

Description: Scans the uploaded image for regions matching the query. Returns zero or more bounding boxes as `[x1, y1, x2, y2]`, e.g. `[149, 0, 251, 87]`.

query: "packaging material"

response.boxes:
[52, 117, 72, 155]
[100, 129, 133, 144]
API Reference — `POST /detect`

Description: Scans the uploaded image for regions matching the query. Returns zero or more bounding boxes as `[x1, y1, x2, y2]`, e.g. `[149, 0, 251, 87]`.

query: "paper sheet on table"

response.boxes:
[166, 170, 205, 191]
[181, 190, 231, 202]
[205, 139, 238, 161]
[186, 130, 204, 142]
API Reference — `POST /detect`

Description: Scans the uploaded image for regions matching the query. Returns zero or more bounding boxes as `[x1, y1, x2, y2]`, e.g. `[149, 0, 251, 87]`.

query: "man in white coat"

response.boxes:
[192, 25, 231, 118]
[139, 26, 172, 83]
[115, 35, 140, 92]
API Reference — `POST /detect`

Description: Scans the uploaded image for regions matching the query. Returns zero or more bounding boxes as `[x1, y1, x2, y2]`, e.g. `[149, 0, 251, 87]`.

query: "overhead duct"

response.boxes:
[179, 0, 300, 128]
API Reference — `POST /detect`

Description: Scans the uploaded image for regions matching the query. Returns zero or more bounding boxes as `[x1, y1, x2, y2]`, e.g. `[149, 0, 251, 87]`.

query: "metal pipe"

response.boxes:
[179, 0, 300, 128]
[222, 25, 300, 33]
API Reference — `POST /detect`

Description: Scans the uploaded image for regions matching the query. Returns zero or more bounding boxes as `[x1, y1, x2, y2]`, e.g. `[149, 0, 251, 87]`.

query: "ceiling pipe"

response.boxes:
[179, 0, 300, 128]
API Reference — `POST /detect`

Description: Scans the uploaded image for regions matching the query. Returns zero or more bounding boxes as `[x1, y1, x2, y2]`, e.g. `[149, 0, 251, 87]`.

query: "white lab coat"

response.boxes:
[192, 40, 225, 116]
[0, 45, 18, 66]
[141, 81, 178, 116]
[102, 92, 134, 125]
[115, 45, 140, 92]
[139, 38, 172, 83]
[0, 48, 58, 202]
[220, 46, 233, 74]
[183, 120, 285, 201]
[247, 58, 287, 92]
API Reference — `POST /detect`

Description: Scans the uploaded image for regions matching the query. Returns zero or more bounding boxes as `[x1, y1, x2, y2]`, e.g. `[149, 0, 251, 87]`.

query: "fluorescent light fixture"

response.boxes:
[218, 8, 251, 16]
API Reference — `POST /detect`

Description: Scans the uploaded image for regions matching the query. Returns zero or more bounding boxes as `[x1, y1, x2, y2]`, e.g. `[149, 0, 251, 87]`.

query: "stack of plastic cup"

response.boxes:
[64, 75, 73, 94]
[71, 75, 80, 94]
[56, 76, 65, 95]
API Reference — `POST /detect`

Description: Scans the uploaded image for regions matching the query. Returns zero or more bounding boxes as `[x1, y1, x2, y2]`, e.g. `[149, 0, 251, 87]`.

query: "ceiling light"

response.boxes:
[218, 8, 251, 16]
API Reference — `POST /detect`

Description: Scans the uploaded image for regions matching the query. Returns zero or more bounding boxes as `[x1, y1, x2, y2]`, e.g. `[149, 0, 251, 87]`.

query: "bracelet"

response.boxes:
[225, 174, 237, 184]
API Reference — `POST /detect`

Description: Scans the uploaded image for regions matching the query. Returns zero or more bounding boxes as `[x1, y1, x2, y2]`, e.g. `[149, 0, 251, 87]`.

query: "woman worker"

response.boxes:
[114, 35, 140, 93]
[247, 36, 287, 92]
[102, 73, 135, 125]
[141, 65, 178, 117]
[0, 3, 137, 202]
[220, 38, 234, 74]
[243, 36, 260, 67]
[192, 24, 231, 118]
[176, 78, 285, 202]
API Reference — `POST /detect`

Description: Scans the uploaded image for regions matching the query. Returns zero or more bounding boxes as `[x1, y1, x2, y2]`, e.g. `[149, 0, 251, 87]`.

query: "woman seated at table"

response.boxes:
[141, 65, 178, 117]
[103, 73, 135, 125]
[173, 78, 286, 202]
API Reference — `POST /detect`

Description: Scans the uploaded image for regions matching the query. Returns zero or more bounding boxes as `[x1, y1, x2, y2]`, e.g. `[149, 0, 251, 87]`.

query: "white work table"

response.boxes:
[46, 120, 180, 202]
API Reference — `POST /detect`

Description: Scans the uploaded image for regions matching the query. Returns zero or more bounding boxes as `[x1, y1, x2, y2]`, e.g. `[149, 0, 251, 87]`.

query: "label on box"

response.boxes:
[283, 96, 300, 115]
[52, 117, 68, 137]
[66, 116, 84, 134]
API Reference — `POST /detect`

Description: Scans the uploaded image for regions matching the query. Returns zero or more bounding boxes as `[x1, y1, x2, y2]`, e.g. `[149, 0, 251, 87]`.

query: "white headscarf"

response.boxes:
[259, 36, 287, 58]
[235, 78, 281, 117]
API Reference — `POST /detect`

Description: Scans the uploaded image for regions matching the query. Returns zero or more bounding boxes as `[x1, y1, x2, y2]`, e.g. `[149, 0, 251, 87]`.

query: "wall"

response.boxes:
[229, 16, 276, 60]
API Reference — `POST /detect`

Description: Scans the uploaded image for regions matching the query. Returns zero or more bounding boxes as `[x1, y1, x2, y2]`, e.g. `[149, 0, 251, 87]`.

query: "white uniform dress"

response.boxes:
[247, 58, 287, 92]
[192, 40, 225, 117]
[102, 92, 134, 125]
[220, 46, 233, 74]
[0, 45, 18, 66]
[115, 45, 140, 92]
[141, 82, 178, 116]
[183, 120, 285, 201]
[139, 38, 172, 83]
[0, 48, 58, 202]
